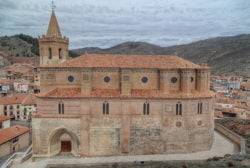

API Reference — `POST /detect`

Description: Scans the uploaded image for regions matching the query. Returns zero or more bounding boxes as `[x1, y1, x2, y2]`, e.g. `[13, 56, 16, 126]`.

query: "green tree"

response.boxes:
[23, 107, 27, 116]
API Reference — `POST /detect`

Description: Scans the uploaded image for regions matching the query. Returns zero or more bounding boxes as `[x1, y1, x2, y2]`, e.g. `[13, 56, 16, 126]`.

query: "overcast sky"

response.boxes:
[0, 0, 250, 49]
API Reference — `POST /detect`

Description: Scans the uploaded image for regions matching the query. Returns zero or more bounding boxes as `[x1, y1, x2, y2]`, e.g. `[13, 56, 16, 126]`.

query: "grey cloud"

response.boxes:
[0, 0, 250, 48]
[0, 0, 18, 10]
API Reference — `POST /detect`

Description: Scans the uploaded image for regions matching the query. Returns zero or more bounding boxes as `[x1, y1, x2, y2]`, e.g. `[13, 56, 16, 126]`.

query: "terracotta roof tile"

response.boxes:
[0, 125, 30, 145]
[5, 64, 33, 74]
[242, 83, 250, 90]
[0, 51, 9, 57]
[0, 94, 27, 105]
[0, 114, 11, 121]
[0, 79, 13, 85]
[216, 92, 227, 98]
[40, 54, 209, 70]
[8, 57, 36, 65]
[37, 88, 214, 99]
[215, 98, 235, 105]
[22, 94, 37, 105]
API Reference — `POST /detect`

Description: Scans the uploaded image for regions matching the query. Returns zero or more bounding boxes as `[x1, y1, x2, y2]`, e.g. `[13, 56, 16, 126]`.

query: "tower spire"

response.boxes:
[46, 1, 62, 37]
[39, 1, 68, 66]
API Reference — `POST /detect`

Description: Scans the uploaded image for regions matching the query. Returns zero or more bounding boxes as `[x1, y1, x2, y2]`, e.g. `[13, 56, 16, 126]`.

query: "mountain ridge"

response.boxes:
[0, 34, 249, 76]
[71, 34, 250, 76]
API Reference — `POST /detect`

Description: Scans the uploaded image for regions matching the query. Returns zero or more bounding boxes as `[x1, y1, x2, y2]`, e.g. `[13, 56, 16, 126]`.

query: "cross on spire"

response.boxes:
[51, 0, 56, 11]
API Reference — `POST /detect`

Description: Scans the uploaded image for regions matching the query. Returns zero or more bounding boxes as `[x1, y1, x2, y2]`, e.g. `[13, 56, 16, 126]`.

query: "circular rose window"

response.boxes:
[176, 121, 182, 127]
[171, 77, 178, 83]
[104, 76, 110, 83]
[141, 77, 148, 83]
[190, 77, 194, 82]
[68, 76, 74, 82]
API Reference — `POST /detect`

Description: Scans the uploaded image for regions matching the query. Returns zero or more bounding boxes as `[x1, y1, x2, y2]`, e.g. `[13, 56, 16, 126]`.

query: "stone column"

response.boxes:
[197, 69, 209, 92]
[81, 69, 92, 95]
[80, 115, 90, 156]
[159, 70, 170, 93]
[181, 69, 191, 93]
[121, 69, 131, 96]
[120, 101, 131, 153]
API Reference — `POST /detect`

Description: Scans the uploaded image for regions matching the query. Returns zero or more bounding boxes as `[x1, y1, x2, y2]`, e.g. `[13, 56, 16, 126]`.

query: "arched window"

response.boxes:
[58, 101, 64, 114]
[48, 48, 52, 59]
[103, 101, 109, 115]
[59, 48, 62, 59]
[197, 102, 202, 114]
[143, 101, 150, 115]
[176, 102, 182, 115]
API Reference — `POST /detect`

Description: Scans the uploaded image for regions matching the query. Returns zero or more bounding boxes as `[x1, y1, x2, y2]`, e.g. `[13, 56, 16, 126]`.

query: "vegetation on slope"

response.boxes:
[1, 34, 249, 76]
[14, 34, 39, 56]
[71, 34, 250, 76]
[0, 34, 80, 58]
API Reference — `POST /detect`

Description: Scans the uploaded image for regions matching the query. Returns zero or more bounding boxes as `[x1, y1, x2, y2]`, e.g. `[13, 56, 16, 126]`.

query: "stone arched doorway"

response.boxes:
[48, 128, 79, 156]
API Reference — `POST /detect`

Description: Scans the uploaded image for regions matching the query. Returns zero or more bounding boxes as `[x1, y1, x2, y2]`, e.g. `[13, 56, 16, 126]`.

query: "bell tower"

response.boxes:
[38, 7, 68, 66]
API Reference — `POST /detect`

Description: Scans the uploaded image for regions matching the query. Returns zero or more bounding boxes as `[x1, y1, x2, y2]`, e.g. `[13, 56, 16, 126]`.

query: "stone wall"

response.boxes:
[89, 118, 121, 156]
[40, 68, 210, 94]
[34, 97, 214, 157]
[32, 117, 81, 157]
[39, 36, 68, 66]
[0, 141, 11, 158]
[0, 131, 29, 158]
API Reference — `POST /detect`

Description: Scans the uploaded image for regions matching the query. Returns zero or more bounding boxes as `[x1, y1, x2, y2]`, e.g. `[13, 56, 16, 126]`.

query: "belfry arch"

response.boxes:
[48, 128, 79, 156]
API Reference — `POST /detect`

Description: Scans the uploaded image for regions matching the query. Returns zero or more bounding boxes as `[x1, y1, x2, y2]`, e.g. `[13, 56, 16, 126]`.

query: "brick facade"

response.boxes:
[32, 11, 214, 158]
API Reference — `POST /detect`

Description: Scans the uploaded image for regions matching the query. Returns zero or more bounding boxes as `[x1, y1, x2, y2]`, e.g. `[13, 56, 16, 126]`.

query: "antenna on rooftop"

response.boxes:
[51, 0, 56, 11]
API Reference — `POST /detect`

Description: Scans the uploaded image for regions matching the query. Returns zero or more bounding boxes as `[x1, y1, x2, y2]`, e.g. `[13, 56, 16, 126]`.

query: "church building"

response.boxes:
[32, 10, 214, 158]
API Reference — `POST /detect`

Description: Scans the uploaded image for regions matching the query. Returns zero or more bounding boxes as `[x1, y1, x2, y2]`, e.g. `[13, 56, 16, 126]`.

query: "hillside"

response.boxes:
[1, 34, 249, 76]
[72, 42, 165, 55]
[72, 34, 250, 76]
[0, 34, 38, 58]
[0, 34, 78, 66]
[0, 51, 11, 68]
[164, 35, 250, 76]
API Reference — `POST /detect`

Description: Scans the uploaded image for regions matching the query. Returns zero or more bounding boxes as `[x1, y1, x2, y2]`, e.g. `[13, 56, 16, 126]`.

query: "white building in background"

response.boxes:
[0, 114, 11, 129]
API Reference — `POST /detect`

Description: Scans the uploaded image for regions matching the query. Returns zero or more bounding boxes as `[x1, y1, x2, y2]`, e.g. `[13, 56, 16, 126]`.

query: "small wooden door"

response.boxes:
[61, 141, 71, 152]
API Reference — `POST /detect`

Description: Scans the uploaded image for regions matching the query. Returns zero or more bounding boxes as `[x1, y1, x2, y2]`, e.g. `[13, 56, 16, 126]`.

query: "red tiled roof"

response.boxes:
[242, 83, 250, 90]
[215, 98, 235, 105]
[8, 57, 36, 65]
[216, 92, 227, 98]
[0, 115, 11, 121]
[40, 54, 209, 69]
[0, 94, 27, 105]
[22, 94, 37, 105]
[0, 51, 8, 57]
[5, 63, 34, 74]
[214, 110, 223, 118]
[37, 88, 214, 99]
[0, 79, 13, 85]
[0, 125, 30, 145]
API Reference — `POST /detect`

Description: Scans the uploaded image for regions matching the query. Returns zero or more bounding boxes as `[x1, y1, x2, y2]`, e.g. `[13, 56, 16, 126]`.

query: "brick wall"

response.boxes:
[40, 68, 210, 94]
[39, 37, 68, 66]
[34, 97, 214, 157]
